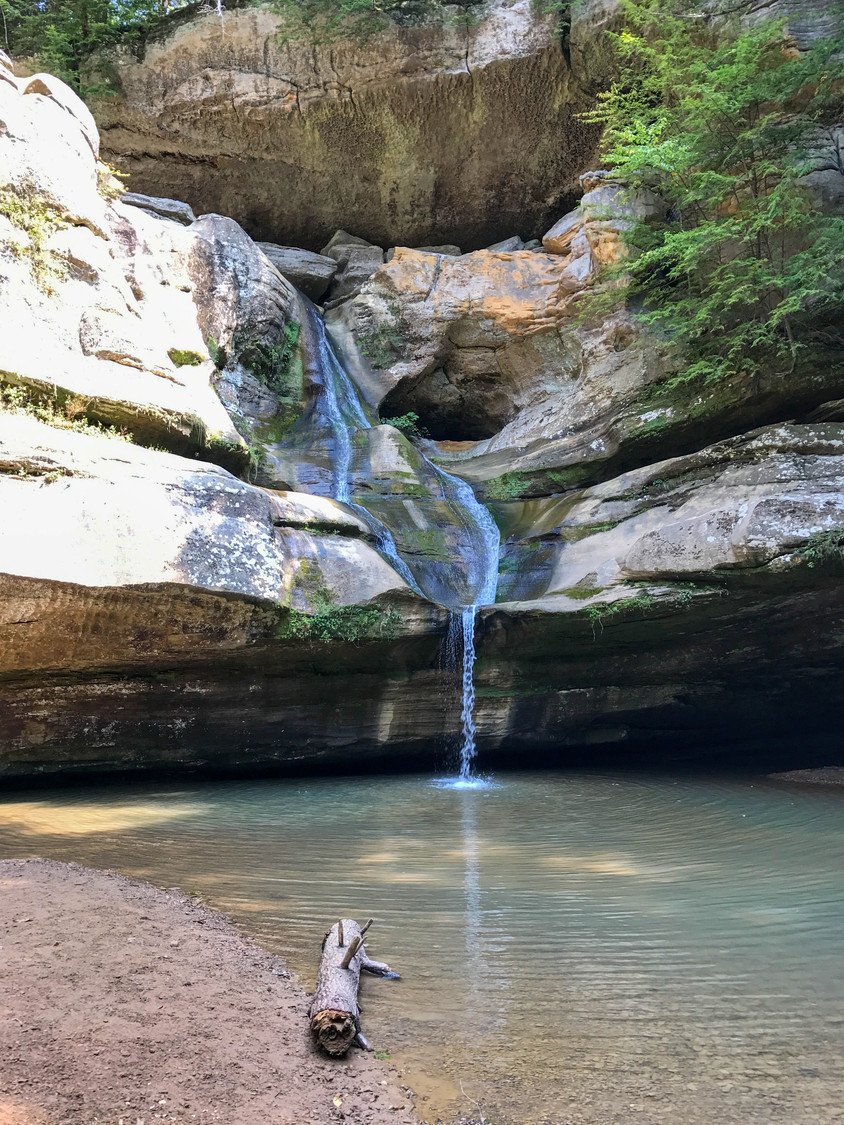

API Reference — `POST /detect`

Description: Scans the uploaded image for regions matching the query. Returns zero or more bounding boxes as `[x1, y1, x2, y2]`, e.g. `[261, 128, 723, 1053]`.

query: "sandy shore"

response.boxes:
[768, 766, 844, 786]
[0, 859, 421, 1125]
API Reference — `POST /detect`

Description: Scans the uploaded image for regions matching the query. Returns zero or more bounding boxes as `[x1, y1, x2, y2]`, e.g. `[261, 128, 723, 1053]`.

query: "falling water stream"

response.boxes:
[306, 303, 500, 778]
[305, 302, 424, 597]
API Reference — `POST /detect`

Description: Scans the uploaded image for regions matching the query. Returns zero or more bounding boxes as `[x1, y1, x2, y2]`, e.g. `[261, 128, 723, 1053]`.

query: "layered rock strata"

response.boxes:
[2, 40, 844, 778]
[86, 0, 601, 250]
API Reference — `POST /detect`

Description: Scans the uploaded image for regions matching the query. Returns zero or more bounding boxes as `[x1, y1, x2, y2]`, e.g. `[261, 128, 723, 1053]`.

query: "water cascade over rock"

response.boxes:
[280, 300, 503, 778]
[1, 32, 844, 779]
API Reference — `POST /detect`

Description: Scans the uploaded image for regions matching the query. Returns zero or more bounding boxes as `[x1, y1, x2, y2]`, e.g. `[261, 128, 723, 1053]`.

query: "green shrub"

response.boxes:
[278, 602, 402, 643]
[380, 411, 428, 439]
[800, 529, 844, 569]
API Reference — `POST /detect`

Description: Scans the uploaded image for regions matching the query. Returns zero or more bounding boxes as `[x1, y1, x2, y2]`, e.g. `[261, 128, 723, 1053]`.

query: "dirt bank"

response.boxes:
[0, 859, 420, 1125]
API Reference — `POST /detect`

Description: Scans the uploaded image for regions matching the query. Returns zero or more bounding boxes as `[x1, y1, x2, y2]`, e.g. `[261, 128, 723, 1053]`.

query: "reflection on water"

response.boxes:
[1, 771, 843, 1124]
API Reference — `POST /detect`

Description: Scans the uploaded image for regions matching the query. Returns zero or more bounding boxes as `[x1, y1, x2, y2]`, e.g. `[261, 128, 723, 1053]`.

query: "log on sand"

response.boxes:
[310, 918, 399, 1056]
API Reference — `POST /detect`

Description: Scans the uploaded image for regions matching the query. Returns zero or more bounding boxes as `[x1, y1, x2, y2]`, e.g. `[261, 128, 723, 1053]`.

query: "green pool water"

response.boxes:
[1, 770, 842, 1124]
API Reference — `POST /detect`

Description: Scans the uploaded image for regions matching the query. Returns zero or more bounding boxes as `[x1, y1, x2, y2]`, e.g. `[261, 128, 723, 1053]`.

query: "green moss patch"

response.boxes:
[168, 348, 204, 367]
[0, 182, 66, 291]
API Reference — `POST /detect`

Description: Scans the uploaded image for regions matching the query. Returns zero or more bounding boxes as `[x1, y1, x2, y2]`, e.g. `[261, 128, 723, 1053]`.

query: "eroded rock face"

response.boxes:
[88, 0, 601, 250]
[0, 69, 248, 465]
[340, 174, 844, 498]
[0, 412, 447, 775]
[493, 423, 844, 603]
[3, 417, 844, 775]
[190, 214, 297, 374]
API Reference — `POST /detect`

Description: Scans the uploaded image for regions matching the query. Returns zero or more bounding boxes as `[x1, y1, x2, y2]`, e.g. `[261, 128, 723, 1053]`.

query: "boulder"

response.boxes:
[486, 236, 523, 252]
[0, 411, 407, 612]
[190, 214, 297, 366]
[0, 72, 107, 235]
[122, 191, 197, 225]
[321, 231, 385, 305]
[21, 72, 100, 158]
[542, 173, 668, 261]
[257, 243, 338, 301]
[416, 244, 461, 256]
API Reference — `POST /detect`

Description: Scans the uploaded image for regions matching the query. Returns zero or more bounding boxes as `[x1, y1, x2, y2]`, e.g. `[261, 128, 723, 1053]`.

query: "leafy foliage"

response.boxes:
[379, 410, 428, 439]
[584, 0, 844, 387]
[247, 320, 303, 429]
[278, 601, 402, 643]
[0, 181, 66, 290]
[2, 0, 193, 92]
[800, 528, 844, 570]
[266, 0, 484, 46]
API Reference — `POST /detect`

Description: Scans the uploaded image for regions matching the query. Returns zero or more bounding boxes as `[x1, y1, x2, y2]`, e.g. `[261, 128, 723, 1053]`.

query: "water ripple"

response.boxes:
[0, 769, 842, 1124]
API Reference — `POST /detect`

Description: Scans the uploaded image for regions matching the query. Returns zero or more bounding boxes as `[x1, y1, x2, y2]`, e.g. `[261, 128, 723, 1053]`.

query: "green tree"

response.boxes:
[2, 0, 191, 91]
[585, 0, 844, 387]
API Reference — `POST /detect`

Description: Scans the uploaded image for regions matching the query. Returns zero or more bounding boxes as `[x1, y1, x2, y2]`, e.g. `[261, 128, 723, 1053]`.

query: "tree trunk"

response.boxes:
[310, 918, 397, 1056]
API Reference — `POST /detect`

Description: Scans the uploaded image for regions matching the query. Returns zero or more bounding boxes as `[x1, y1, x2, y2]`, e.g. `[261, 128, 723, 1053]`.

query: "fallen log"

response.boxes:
[310, 918, 399, 1056]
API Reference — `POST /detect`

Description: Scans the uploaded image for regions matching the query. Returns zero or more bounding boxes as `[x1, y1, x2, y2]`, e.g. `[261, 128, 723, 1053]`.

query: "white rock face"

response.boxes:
[0, 411, 406, 605]
[0, 70, 250, 460]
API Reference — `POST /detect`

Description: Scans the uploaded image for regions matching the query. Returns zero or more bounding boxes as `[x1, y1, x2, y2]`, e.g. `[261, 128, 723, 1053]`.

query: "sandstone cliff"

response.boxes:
[2, 8, 844, 778]
[86, 0, 601, 250]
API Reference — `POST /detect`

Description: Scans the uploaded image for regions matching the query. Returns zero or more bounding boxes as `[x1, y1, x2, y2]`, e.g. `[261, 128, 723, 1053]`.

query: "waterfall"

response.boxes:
[306, 301, 499, 780]
[434, 466, 500, 782]
[459, 604, 481, 779]
[305, 303, 423, 596]
[305, 302, 366, 504]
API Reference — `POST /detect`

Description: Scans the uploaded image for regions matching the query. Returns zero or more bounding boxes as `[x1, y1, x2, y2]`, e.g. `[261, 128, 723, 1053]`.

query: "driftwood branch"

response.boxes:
[310, 918, 399, 1056]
